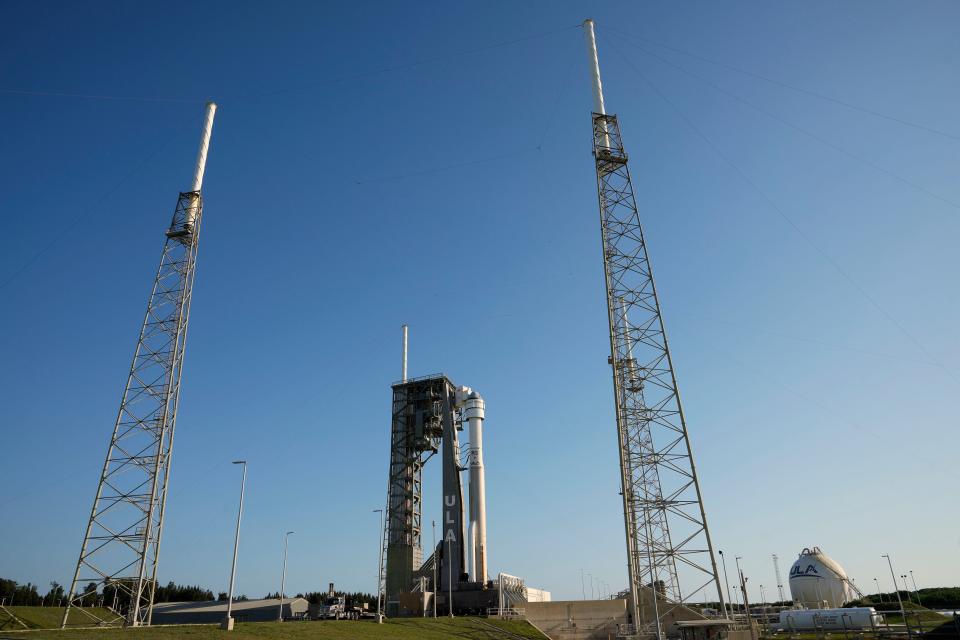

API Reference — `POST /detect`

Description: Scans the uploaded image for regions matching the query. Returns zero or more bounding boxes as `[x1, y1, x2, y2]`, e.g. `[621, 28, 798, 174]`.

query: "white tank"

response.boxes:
[788, 547, 860, 608]
[779, 607, 883, 631]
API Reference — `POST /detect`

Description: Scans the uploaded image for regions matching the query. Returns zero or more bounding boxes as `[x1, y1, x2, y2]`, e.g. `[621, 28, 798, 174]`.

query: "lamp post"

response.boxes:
[719, 550, 733, 619]
[882, 555, 906, 628]
[909, 571, 921, 607]
[901, 575, 913, 604]
[735, 557, 744, 612]
[447, 536, 454, 618]
[222, 460, 247, 631]
[873, 578, 885, 603]
[374, 509, 384, 624]
[278, 531, 294, 622]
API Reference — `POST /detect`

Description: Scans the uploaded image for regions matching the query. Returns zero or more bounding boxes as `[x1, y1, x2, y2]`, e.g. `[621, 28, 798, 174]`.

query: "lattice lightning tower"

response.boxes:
[582, 21, 725, 639]
[62, 103, 217, 628]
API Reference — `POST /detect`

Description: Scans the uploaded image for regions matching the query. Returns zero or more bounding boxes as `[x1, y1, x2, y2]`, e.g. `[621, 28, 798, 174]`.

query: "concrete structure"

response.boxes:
[150, 598, 308, 625]
[524, 592, 746, 640]
[525, 599, 628, 640]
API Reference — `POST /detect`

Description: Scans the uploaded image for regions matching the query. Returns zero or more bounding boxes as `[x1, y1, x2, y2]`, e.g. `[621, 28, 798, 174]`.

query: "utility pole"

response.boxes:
[61, 102, 218, 630]
[582, 19, 724, 638]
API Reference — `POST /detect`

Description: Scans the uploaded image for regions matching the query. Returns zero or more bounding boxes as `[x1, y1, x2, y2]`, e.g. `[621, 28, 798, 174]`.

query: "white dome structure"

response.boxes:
[789, 547, 861, 608]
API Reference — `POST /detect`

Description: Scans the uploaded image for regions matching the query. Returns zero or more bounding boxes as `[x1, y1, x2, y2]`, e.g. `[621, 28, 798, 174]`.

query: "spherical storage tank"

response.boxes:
[789, 547, 860, 608]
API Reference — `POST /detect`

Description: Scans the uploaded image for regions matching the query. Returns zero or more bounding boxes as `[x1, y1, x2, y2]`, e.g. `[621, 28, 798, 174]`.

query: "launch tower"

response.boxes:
[583, 20, 725, 639]
[62, 103, 218, 628]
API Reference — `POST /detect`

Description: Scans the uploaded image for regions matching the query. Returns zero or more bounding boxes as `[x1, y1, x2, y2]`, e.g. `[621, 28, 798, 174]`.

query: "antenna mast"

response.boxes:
[583, 19, 724, 638]
[62, 102, 217, 628]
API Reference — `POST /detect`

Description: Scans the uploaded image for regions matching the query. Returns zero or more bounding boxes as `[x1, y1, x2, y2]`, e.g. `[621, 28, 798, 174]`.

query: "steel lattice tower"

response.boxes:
[62, 103, 217, 629]
[583, 21, 724, 639]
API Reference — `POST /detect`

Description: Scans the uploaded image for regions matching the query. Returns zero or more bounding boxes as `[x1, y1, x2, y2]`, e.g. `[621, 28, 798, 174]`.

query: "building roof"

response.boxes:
[151, 598, 308, 614]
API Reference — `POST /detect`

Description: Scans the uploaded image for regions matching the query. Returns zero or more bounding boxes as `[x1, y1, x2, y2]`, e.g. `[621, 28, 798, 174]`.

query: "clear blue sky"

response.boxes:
[1, 0, 957, 603]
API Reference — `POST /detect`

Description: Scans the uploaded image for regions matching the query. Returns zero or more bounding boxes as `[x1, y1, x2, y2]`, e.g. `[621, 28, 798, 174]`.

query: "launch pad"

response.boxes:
[383, 372, 507, 616]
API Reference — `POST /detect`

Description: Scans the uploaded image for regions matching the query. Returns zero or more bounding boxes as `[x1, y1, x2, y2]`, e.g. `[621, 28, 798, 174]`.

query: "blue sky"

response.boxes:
[1, 0, 957, 603]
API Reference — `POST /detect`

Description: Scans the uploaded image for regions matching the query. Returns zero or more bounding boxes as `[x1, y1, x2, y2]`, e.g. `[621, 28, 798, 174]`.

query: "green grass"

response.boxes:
[1, 608, 116, 631]
[0, 616, 546, 639]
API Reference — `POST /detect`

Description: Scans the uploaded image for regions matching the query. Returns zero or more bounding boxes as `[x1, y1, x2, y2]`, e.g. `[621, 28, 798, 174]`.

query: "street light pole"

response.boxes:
[278, 531, 294, 622]
[901, 575, 913, 604]
[222, 460, 247, 631]
[447, 537, 454, 618]
[735, 557, 744, 613]
[882, 555, 906, 628]
[719, 550, 733, 619]
[909, 571, 921, 607]
[374, 509, 384, 624]
[873, 578, 885, 603]
[432, 520, 437, 618]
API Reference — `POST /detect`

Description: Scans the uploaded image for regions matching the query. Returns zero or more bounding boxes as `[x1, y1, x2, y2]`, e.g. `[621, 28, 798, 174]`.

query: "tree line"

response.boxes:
[1, 577, 374, 609]
[851, 588, 960, 610]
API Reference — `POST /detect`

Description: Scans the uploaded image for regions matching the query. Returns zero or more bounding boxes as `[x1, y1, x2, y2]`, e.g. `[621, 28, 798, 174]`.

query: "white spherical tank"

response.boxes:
[789, 547, 859, 608]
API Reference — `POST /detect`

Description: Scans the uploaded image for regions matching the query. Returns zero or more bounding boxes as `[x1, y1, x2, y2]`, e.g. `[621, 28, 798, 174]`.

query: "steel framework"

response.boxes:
[591, 112, 725, 638]
[61, 191, 205, 628]
[384, 375, 448, 612]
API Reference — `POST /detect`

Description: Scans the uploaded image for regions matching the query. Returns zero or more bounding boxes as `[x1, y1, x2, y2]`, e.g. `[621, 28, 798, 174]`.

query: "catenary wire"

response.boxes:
[603, 38, 957, 384]
[598, 24, 960, 142]
[0, 128, 185, 291]
[602, 28, 960, 213]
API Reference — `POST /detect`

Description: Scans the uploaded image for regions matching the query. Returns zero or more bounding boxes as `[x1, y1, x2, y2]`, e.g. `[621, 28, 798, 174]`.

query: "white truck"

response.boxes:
[314, 583, 367, 620]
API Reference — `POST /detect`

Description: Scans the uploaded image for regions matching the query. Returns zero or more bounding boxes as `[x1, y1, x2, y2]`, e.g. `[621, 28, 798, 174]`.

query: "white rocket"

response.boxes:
[463, 390, 487, 584]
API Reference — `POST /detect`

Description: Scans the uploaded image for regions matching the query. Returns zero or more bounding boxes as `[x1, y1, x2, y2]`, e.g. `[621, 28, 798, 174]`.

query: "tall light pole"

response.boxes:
[873, 578, 885, 603]
[735, 557, 744, 612]
[581, 569, 586, 600]
[374, 509, 384, 624]
[447, 536, 454, 618]
[222, 460, 247, 631]
[431, 520, 437, 618]
[882, 555, 906, 626]
[719, 550, 733, 618]
[587, 572, 594, 599]
[901, 575, 913, 604]
[277, 531, 294, 622]
[909, 571, 921, 607]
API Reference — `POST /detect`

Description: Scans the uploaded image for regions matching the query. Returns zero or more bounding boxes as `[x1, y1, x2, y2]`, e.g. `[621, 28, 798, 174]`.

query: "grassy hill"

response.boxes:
[0, 616, 545, 639]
